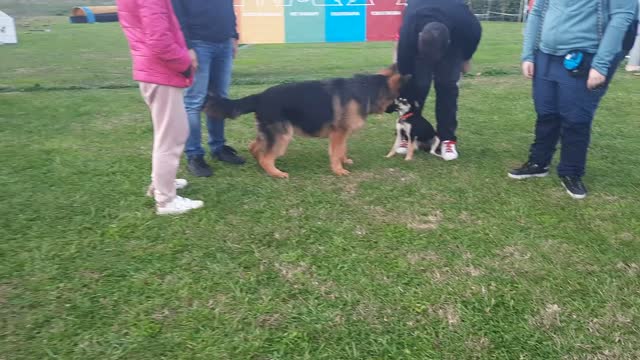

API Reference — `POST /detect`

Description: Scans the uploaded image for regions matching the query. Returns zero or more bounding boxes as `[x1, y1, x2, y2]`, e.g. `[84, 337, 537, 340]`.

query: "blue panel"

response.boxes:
[324, 0, 366, 42]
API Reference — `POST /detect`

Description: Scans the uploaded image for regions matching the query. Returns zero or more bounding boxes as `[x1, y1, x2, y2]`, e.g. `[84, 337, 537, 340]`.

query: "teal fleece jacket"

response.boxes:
[522, 0, 637, 76]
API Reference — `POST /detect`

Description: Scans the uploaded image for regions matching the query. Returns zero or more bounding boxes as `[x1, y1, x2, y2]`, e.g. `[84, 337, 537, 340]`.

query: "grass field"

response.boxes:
[1, 16, 640, 360]
[0, 0, 115, 17]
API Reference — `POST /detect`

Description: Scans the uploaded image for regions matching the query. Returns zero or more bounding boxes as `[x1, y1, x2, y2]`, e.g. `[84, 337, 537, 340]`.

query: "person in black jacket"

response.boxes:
[395, 0, 481, 161]
[172, 0, 245, 178]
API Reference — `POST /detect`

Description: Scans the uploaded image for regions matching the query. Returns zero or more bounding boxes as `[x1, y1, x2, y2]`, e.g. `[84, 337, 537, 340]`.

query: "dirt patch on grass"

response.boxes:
[407, 211, 443, 231]
[363, 205, 444, 232]
[459, 211, 483, 225]
[275, 262, 337, 299]
[615, 262, 639, 276]
[429, 303, 461, 328]
[407, 251, 441, 265]
[151, 308, 175, 322]
[276, 262, 310, 282]
[286, 208, 304, 217]
[497, 245, 532, 261]
[484, 245, 535, 277]
[406, 250, 486, 284]
[79, 270, 103, 280]
[352, 301, 397, 326]
[565, 349, 640, 360]
[0, 284, 11, 306]
[206, 294, 229, 311]
[531, 304, 562, 330]
[354, 225, 367, 237]
[338, 168, 416, 198]
[615, 233, 635, 242]
[256, 313, 284, 328]
[465, 336, 491, 353]
[462, 265, 484, 277]
[428, 268, 454, 283]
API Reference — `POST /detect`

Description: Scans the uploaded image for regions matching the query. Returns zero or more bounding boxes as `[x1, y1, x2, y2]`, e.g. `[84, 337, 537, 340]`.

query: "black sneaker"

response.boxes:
[508, 161, 549, 179]
[187, 156, 213, 177]
[560, 176, 587, 199]
[214, 145, 246, 165]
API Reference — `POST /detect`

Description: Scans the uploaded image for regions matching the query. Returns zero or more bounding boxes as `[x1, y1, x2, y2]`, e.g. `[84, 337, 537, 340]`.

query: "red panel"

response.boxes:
[366, 0, 406, 42]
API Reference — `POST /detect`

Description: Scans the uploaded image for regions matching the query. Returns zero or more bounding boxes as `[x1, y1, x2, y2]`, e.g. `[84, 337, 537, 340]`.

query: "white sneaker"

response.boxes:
[147, 178, 188, 197]
[441, 140, 458, 161]
[156, 196, 203, 215]
[396, 140, 408, 155]
[174, 178, 188, 190]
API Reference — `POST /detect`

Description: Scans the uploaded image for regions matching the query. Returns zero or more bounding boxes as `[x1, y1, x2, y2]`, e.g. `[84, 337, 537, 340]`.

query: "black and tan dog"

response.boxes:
[385, 97, 440, 160]
[205, 65, 410, 178]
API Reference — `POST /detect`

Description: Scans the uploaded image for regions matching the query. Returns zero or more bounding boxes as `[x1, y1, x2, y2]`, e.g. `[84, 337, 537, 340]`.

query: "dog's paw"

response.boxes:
[268, 170, 289, 179]
[333, 168, 351, 176]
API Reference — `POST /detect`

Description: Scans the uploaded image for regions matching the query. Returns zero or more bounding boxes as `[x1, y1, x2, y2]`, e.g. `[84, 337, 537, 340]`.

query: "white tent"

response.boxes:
[0, 11, 18, 45]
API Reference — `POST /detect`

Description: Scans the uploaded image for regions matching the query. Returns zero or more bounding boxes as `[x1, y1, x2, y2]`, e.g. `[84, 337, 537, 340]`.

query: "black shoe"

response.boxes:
[508, 161, 549, 179]
[560, 176, 587, 199]
[187, 156, 213, 177]
[214, 145, 246, 165]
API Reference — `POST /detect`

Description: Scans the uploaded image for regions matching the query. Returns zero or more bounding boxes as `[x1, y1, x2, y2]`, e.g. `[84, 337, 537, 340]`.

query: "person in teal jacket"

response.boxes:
[509, 0, 638, 199]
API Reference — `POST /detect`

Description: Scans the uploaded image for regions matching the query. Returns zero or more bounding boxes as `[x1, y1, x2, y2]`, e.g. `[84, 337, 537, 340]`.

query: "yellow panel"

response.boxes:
[238, 0, 285, 44]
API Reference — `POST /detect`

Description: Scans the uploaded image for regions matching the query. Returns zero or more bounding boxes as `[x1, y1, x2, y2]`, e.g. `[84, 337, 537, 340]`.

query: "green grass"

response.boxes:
[0, 0, 115, 17]
[2, 17, 640, 360]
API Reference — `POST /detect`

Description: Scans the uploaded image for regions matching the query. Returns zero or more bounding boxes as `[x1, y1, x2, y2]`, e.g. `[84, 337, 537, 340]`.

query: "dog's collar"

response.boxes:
[399, 112, 413, 120]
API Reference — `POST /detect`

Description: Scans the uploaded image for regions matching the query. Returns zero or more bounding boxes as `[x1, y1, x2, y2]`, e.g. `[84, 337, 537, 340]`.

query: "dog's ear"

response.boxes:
[378, 63, 399, 76]
[387, 73, 413, 94]
[384, 101, 399, 114]
[387, 74, 403, 93]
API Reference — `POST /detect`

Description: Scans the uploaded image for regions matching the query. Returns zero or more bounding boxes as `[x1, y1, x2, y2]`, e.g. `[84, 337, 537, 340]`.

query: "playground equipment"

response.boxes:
[0, 11, 18, 44]
[69, 6, 119, 24]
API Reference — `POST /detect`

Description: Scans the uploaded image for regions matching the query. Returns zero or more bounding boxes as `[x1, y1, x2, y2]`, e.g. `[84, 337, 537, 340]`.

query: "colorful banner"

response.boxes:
[235, 0, 285, 44]
[366, 0, 405, 41]
[234, 0, 407, 44]
[285, 0, 325, 43]
[325, 0, 367, 43]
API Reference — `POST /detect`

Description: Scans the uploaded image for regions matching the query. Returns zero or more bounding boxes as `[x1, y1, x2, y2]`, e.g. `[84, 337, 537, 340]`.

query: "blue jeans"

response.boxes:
[184, 39, 234, 159]
[528, 51, 621, 177]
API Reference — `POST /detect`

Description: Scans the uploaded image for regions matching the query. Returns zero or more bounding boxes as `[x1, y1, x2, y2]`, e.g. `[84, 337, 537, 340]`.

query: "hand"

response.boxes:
[181, 66, 192, 78]
[522, 61, 534, 79]
[587, 68, 606, 90]
[462, 60, 471, 74]
[188, 49, 198, 72]
[232, 39, 239, 59]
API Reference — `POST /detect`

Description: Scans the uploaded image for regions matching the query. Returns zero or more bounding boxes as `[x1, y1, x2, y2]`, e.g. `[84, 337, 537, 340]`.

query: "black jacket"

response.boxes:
[172, 0, 239, 48]
[397, 0, 481, 74]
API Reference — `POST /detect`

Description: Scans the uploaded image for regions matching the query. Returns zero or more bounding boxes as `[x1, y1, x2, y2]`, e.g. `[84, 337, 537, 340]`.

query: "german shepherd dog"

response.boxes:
[205, 65, 410, 178]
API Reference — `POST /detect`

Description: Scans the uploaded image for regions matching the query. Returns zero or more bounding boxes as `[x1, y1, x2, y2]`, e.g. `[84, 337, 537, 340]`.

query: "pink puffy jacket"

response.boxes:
[116, 0, 193, 88]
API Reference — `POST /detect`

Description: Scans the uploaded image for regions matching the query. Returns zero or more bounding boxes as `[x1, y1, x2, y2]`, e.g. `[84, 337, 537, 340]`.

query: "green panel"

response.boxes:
[285, 0, 325, 43]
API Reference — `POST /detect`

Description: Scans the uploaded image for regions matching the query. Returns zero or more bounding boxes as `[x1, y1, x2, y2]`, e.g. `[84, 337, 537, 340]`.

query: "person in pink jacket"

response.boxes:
[117, 0, 203, 215]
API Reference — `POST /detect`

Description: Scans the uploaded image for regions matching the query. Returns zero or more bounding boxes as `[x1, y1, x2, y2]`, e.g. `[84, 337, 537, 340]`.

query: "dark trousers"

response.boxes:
[528, 51, 621, 177]
[401, 48, 463, 141]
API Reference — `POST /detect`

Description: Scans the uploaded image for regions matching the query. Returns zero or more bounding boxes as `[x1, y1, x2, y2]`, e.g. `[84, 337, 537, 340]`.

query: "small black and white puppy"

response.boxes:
[385, 98, 440, 160]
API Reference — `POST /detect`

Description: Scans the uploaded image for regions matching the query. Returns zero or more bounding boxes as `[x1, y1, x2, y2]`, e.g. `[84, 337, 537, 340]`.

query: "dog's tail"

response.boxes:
[204, 93, 260, 119]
